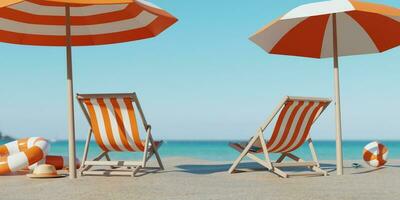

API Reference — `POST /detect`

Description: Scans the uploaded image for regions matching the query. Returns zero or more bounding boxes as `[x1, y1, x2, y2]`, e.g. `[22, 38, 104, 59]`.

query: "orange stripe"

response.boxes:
[0, 16, 177, 46]
[45, 155, 64, 170]
[124, 97, 144, 151]
[84, 99, 108, 151]
[286, 102, 325, 152]
[267, 101, 293, 148]
[377, 144, 388, 166]
[0, 156, 11, 174]
[363, 149, 374, 161]
[97, 98, 122, 151]
[346, 11, 400, 52]
[0, 145, 9, 156]
[24, 146, 44, 165]
[351, 1, 400, 17]
[270, 15, 330, 58]
[46, 0, 133, 5]
[27, 0, 93, 7]
[0, 3, 144, 26]
[110, 98, 134, 151]
[280, 102, 315, 152]
[17, 138, 28, 152]
[269, 101, 304, 152]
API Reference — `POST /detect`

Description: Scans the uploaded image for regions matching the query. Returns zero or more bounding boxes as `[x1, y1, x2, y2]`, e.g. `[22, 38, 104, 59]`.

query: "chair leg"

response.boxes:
[228, 135, 260, 173]
[308, 139, 328, 176]
[80, 130, 92, 171]
[285, 152, 327, 176]
[270, 167, 288, 178]
[131, 166, 142, 177]
[80, 151, 107, 174]
[276, 153, 287, 163]
[151, 140, 164, 170]
[230, 144, 287, 177]
[104, 152, 121, 169]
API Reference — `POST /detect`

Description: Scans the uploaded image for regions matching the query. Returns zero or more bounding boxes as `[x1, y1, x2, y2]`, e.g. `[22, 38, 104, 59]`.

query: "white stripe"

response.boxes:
[269, 101, 299, 151]
[104, 98, 128, 151]
[27, 137, 38, 148]
[285, 102, 320, 152]
[91, 99, 115, 151]
[33, 140, 49, 155]
[250, 17, 306, 53]
[0, 11, 158, 36]
[368, 160, 379, 167]
[118, 98, 140, 151]
[281, 0, 355, 20]
[7, 152, 29, 172]
[274, 101, 310, 152]
[9, 1, 129, 17]
[321, 13, 379, 58]
[390, 16, 400, 22]
[364, 141, 379, 151]
[5, 141, 19, 155]
[137, 0, 162, 9]
[382, 151, 389, 161]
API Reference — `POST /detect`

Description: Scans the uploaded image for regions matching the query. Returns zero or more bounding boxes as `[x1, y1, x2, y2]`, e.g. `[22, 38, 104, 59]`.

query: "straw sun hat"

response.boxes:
[27, 164, 66, 178]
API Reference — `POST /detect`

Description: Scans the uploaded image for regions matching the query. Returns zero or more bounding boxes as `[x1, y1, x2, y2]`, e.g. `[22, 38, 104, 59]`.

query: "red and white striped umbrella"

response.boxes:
[0, 0, 177, 178]
[251, 0, 400, 58]
[250, 0, 400, 175]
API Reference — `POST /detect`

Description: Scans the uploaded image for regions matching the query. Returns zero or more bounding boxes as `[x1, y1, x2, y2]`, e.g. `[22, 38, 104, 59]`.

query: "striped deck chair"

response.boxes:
[77, 93, 163, 177]
[229, 96, 331, 178]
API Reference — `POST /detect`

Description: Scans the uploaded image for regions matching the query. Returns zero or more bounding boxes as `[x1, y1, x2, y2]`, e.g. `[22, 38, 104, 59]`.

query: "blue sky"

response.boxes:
[0, 0, 399, 140]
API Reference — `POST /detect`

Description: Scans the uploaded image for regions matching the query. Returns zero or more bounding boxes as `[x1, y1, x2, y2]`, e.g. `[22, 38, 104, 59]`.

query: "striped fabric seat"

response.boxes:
[78, 93, 163, 177]
[232, 99, 327, 153]
[81, 96, 155, 152]
[229, 96, 331, 178]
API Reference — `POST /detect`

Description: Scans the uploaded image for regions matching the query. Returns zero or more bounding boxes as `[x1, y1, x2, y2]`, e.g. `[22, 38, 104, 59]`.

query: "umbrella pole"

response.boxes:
[332, 13, 343, 175]
[65, 4, 77, 179]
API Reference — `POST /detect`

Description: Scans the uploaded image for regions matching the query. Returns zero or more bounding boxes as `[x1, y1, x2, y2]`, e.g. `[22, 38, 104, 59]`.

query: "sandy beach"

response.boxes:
[1, 157, 399, 200]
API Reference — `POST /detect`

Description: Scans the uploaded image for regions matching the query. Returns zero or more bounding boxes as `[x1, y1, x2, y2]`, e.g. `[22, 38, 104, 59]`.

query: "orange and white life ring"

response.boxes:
[0, 137, 79, 174]
[42, 155, 80, 170]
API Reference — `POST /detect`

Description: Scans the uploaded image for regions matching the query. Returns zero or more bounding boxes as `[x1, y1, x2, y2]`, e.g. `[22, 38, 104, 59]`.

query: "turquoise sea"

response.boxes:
[1, 140, 399, 162]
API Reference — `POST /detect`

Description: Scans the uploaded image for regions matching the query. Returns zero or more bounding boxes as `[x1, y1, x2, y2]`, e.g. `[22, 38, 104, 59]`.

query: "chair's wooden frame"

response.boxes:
[77, 93, 163, 177]
[228, 96, 331, 178]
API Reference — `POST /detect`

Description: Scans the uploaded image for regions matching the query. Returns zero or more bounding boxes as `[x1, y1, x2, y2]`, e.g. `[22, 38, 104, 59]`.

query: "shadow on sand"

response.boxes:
[351, 167, 386, 175]
[175, 162, 337, 175]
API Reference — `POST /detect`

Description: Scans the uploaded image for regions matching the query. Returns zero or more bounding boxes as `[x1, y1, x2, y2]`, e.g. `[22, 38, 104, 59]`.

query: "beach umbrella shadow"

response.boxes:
[175, 162, 338, 175]
[385, 164, 400, 168]
[175, 162, 263, 175]
[352, 167, 385, 175]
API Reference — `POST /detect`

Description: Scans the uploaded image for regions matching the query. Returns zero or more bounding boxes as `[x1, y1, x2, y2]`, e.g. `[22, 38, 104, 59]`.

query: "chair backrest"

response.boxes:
[77, 93, 147, 152]
[265, 96, 331, 153]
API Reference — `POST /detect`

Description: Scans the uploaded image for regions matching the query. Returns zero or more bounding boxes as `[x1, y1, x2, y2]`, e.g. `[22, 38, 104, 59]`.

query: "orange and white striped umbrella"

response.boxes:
[251, 0, 400, 58]
[0, 0, 177, 46]
[250, 0, 400, 175]
[0, 0, 177, 178]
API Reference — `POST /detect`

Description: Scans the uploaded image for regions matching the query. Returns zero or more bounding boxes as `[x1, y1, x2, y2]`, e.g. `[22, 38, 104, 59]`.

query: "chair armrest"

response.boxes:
[146, 125, 152, 131]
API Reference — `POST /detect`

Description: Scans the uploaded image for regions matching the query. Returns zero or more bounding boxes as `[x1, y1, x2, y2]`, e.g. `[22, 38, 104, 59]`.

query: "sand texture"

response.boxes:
[1, 158, 399, 200]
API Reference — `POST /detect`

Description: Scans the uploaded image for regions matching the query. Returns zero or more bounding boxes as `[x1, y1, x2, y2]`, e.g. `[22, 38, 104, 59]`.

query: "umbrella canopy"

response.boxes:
[0, 0, 177, 178]
[0, 0, 177, 46]
[250, 0, 400, 175]
[251, 0, 400, 58]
